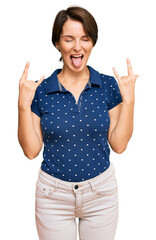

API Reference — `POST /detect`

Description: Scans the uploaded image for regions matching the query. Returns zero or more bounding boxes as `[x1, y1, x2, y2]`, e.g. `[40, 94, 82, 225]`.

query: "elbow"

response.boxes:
[24, 151, 39, 160]
[115, 135, 133, 154]
[109, 133, 133, 154]
[18, 135, 42, 160]
[115, 145, 127, 154]
[26, 155, 36, 160]
[115, 148, 126, 154]
[24, 153, 36, 160]
[24, 146, 42, 160]
[111, 144, 127, 154]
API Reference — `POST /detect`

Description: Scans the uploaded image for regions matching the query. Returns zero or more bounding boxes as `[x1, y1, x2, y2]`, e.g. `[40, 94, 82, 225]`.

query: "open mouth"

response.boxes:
[70, 54, 84, 67]
[70, 54, 84, 60]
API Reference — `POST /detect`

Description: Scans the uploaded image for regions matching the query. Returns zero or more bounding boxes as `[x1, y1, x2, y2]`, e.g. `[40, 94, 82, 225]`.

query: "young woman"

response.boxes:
[18, 6, 139, 240]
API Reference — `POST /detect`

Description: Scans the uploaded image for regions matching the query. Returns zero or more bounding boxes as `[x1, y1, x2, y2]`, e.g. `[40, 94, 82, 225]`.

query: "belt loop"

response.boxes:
[88, 181, 96, 192]
[54, 179, 59, 191]
[38, 167, 41, 177]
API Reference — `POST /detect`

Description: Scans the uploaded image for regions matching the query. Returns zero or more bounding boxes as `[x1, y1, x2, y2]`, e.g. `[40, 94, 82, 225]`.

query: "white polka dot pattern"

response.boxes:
[31, 66, 122, 182]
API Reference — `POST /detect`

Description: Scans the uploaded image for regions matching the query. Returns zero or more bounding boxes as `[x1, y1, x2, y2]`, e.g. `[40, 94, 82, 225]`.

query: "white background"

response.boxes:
[1, 0, 156, 239]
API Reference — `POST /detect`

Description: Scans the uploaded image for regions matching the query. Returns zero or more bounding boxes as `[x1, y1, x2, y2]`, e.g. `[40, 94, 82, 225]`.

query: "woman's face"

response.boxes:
[56, 19, 93, 73]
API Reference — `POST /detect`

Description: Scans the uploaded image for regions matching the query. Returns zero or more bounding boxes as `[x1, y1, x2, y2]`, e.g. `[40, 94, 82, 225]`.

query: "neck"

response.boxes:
[58, 65, 90, 85]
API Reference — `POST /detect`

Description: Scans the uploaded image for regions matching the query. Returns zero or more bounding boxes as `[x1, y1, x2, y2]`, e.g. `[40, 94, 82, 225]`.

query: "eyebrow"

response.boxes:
[62, 35, 88, 38]
[62, 35, 73, 38]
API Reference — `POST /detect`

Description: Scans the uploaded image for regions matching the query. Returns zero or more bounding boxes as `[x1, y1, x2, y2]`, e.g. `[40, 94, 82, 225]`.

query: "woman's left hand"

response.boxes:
[112, 58, 139, 104]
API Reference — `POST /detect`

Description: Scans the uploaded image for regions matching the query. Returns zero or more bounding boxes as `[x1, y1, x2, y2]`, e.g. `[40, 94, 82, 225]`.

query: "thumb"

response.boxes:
[37, 75, 45, 86]
[134, 74, 139, 81]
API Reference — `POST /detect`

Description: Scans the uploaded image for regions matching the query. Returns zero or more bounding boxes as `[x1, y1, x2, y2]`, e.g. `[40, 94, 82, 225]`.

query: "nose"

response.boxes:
[73, 39, 82, 51]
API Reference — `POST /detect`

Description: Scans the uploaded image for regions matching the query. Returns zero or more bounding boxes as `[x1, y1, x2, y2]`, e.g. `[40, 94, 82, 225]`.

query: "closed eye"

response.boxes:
[65, 39, 73, 42]
[81, 35, 90, 41]
[82, 37, 89, 41]
[64, 38, 73, 42]
[62, 35, 73, 42]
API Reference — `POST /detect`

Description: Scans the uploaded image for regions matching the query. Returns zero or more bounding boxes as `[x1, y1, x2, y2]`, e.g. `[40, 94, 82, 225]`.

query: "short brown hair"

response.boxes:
[52, 6, 98, 57]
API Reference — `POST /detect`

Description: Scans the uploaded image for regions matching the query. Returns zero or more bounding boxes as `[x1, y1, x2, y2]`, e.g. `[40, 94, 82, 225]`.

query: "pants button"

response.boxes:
[74, 185, 79, 189]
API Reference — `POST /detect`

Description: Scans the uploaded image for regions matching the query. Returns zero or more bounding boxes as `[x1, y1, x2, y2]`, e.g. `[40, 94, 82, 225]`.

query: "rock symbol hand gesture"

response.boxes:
[112, 58, 139, 104]
[18, 62, 45, 110]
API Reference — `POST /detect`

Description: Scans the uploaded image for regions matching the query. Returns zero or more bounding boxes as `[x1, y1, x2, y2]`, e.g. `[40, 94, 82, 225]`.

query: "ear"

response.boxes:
[55, 42, 60, 51]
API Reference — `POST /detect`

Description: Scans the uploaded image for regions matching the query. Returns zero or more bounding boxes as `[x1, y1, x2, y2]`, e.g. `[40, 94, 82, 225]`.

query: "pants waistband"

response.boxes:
[38, 162, 115, 193]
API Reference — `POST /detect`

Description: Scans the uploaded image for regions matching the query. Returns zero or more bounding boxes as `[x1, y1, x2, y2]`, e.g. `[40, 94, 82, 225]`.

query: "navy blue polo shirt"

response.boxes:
[31, 66, 122, 182]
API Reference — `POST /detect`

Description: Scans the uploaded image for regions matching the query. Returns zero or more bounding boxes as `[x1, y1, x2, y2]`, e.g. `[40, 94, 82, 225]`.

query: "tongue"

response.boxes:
[71, 57, 82, 67]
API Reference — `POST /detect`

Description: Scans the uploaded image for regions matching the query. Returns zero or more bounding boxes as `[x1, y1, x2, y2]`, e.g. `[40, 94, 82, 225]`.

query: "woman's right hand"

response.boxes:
[18, 62, 45, 110]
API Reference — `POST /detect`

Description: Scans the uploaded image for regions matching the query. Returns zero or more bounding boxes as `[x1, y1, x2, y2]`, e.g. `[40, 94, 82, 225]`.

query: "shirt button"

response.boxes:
[74, 185, 79, 189]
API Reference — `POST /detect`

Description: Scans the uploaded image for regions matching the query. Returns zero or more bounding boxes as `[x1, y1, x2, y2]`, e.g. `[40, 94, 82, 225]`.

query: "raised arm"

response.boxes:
[108, 58, 139, 153]
[18, 62, 45, 159]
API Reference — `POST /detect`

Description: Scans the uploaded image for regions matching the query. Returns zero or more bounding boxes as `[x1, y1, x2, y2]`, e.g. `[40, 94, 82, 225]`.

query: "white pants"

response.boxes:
[35, 162, 119, 240]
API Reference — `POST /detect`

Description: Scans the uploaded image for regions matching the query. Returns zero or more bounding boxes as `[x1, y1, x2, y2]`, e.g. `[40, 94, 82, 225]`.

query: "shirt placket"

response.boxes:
[58, 78, 91, 115]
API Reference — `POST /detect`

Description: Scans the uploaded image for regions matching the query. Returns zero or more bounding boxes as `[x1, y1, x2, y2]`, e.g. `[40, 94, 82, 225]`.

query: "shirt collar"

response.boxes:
[44, 65, 103, 94]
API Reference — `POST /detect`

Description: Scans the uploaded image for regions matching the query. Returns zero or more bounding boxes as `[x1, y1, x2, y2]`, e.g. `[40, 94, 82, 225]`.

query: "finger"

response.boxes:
[36, 75, 45, 87]
[112, 67, 121, 82]
[126, 58, 134, 76]
[20, 62, 30, 82]
[134, 74, 139, 80]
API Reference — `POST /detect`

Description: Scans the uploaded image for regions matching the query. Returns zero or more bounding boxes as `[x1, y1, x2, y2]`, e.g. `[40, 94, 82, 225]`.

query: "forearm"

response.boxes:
[18, 106, 42, 159]
[110, 101, 134, 153]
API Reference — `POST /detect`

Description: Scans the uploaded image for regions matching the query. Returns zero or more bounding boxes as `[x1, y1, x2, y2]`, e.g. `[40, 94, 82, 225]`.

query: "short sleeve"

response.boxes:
[106, 77, 122, 110]
[31, 82, 42, 118]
